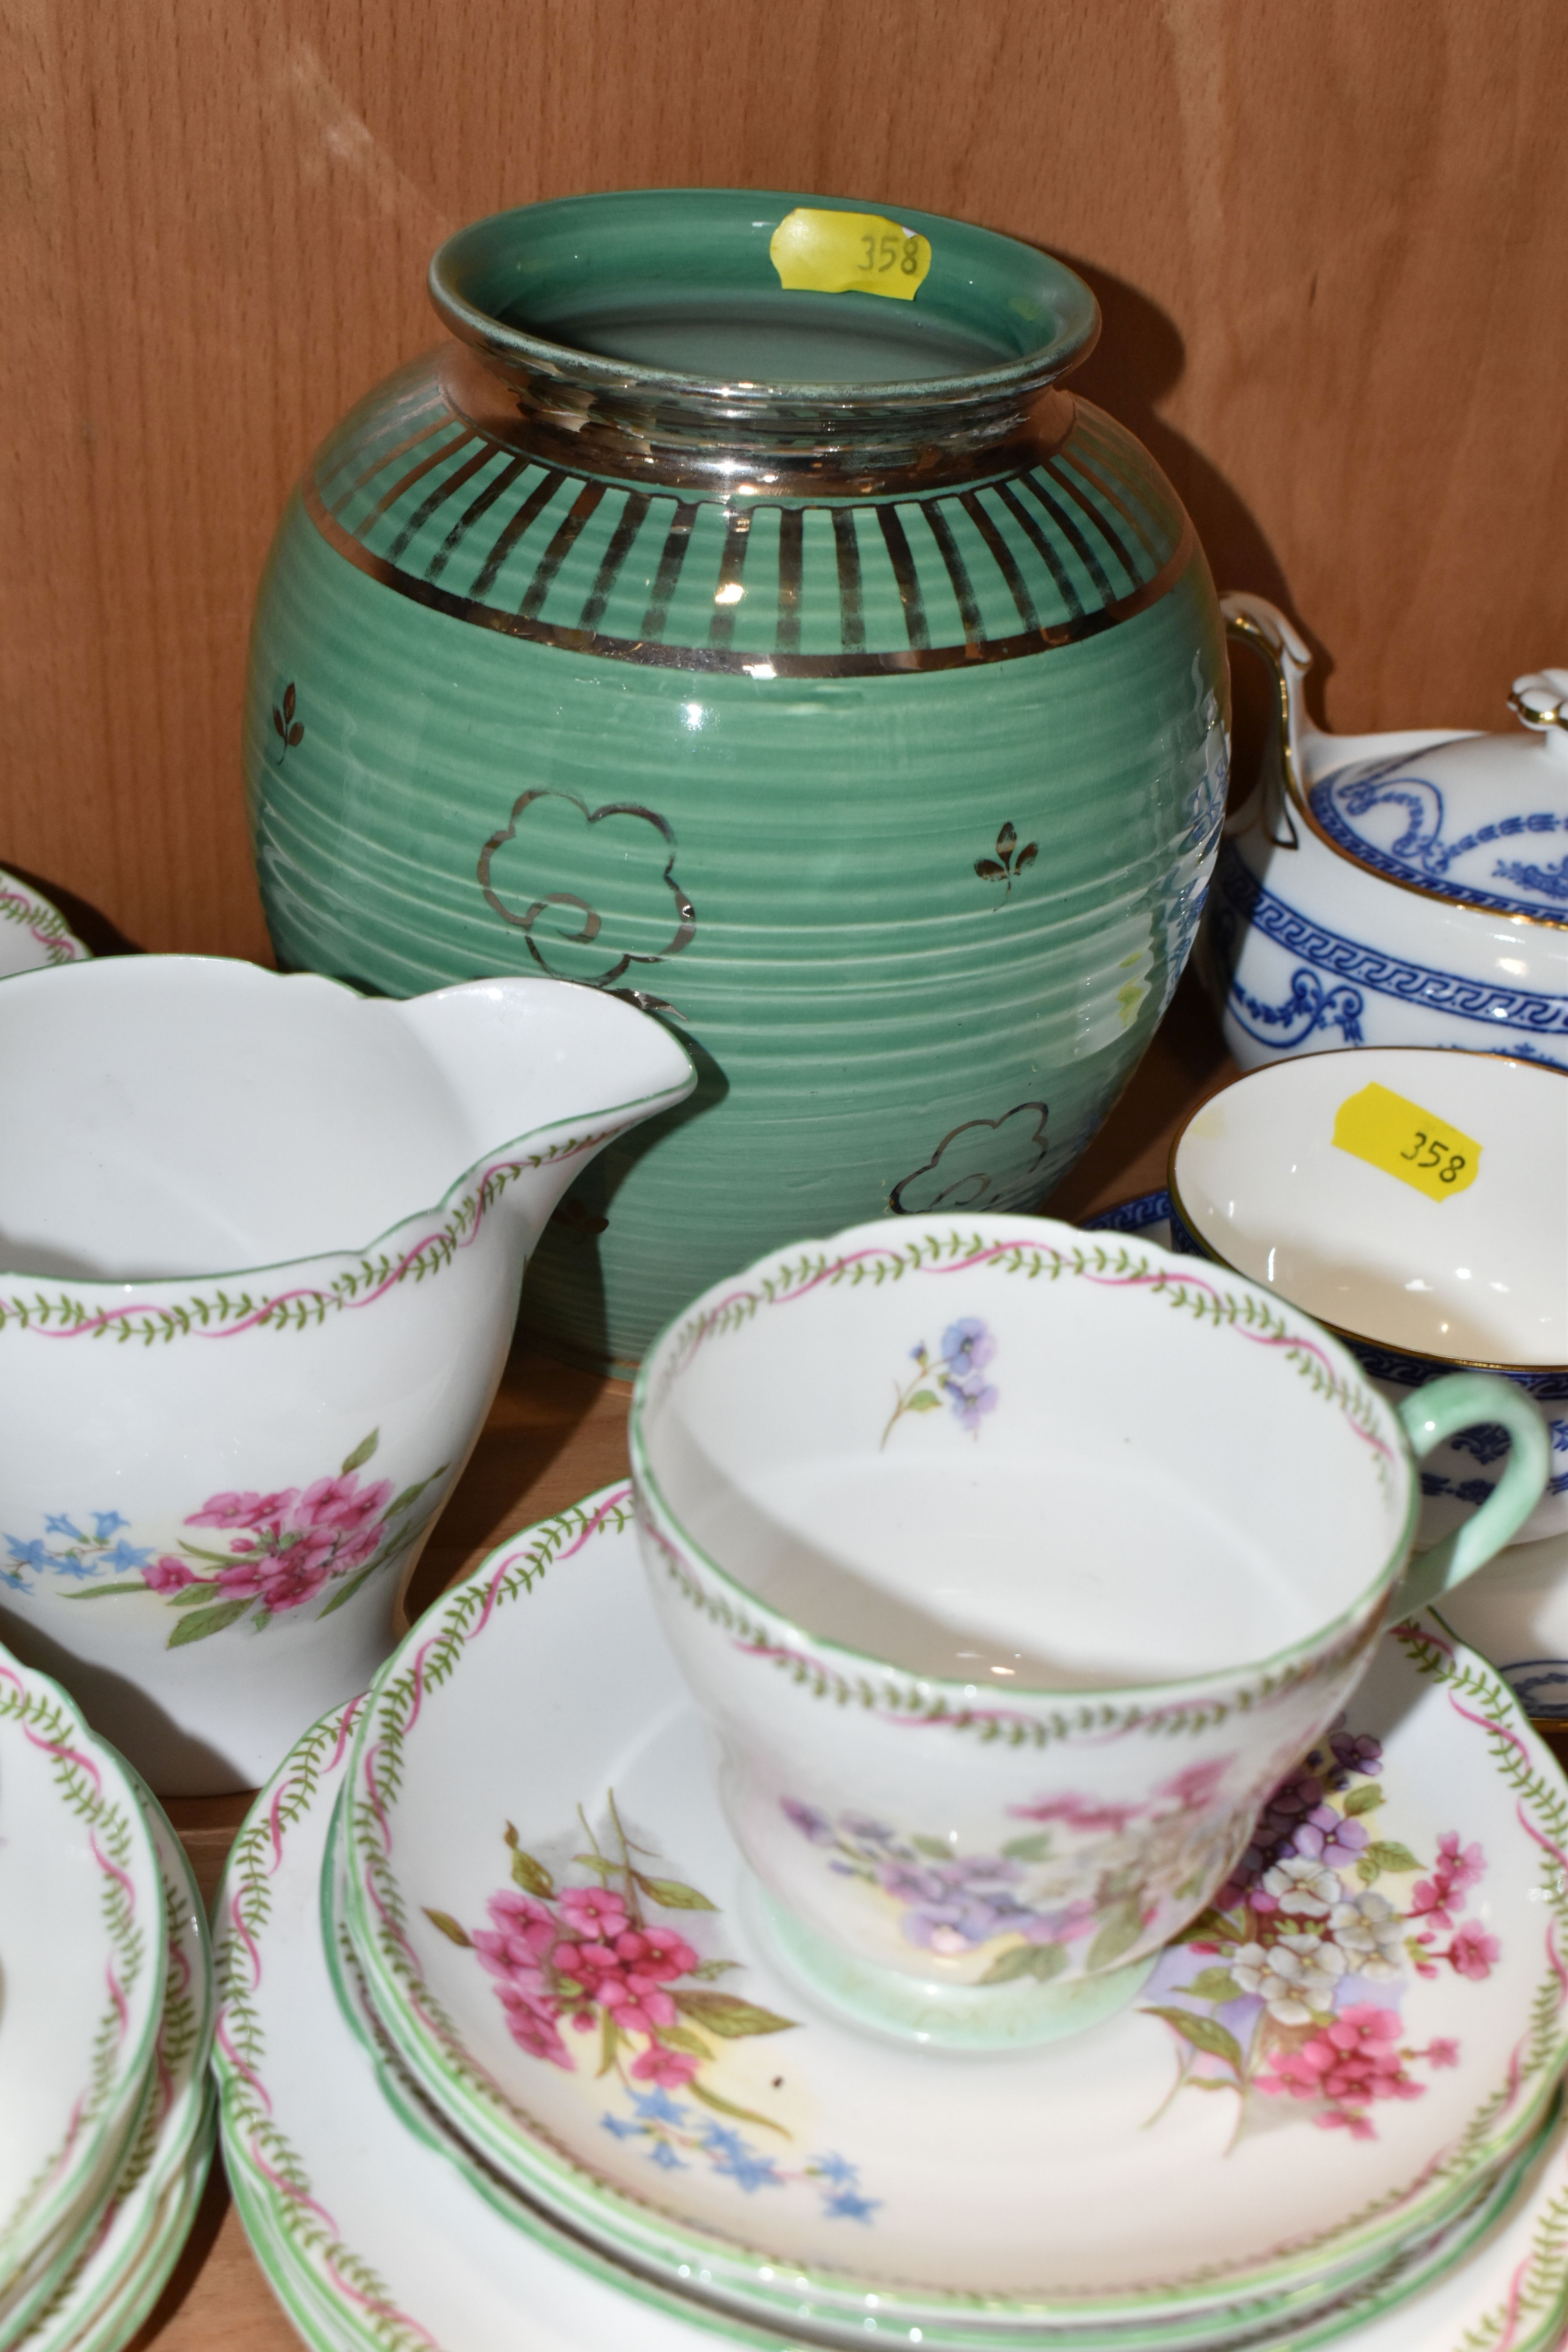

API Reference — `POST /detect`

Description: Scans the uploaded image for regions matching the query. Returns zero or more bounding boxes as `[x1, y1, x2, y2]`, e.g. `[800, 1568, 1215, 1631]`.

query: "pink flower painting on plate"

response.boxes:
[429, 1798, 880, 2220]
[1140, 1722, 1497, 2145]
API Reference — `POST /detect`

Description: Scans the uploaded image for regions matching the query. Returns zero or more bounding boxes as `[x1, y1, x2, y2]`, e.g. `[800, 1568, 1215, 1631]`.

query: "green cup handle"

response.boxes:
[1396, 1372, 1550, 1613]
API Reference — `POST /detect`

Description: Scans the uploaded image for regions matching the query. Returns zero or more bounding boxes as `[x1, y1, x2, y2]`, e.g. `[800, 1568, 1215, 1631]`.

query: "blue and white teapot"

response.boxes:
[1203, 592, 1568, 1073]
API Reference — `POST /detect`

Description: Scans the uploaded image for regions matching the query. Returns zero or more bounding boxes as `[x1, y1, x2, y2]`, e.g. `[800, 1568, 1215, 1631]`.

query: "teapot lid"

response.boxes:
[1305, 669, 1568, 926]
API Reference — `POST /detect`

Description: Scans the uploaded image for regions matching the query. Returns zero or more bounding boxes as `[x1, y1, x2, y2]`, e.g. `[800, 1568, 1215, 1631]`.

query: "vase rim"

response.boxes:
[428, 187, 1101, 410]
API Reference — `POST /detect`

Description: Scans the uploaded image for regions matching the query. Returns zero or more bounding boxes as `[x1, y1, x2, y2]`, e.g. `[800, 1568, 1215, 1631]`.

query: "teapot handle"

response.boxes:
[1395, 1372, 1550, 1613]
[1221, 593, 1320, 846]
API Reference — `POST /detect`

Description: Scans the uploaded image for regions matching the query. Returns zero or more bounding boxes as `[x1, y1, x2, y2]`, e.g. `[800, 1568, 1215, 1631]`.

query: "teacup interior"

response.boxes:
[641, 1220, 1408, 1690]
[1172, 1051, 1568, 1366]
[0, 960, 606, 1280]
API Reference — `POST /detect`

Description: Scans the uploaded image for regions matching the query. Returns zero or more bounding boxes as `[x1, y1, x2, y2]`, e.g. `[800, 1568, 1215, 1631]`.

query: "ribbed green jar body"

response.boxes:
[245, 195, 1227, 1371]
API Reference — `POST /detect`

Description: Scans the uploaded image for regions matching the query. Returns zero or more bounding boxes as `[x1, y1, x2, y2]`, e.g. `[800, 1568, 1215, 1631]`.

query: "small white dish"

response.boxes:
[1203, 595, 1568, 1073]
[1081, 1198, 1568, 1732]
[0, 1650, 166, 2316]
[1168, 1047, 1568, 1547]
[218, 1681, 1568, 2352]
[0, 872, 88, 982]
[338, 1488, 1568, 2337]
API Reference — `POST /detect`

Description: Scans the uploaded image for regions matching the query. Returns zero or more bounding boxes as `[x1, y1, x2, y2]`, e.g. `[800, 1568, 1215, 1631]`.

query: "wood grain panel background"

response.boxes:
[2, 0, 1566, 960]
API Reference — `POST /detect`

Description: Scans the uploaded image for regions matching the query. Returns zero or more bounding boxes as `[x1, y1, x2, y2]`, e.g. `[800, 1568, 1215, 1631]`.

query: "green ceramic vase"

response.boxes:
[246, 190, 1228, 1373]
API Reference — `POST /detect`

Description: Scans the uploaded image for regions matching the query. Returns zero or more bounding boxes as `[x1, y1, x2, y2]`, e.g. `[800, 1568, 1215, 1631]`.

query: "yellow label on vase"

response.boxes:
[1331, 1081, 1482, 1200]
[769, 208, 931, 300]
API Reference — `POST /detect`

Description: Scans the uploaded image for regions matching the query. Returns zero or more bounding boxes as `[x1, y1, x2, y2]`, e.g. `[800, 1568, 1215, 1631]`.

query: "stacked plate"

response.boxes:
[0, 870, 87, 980]
[0, 1639, 214, 2352]
[216, 1486, 1568, 2352]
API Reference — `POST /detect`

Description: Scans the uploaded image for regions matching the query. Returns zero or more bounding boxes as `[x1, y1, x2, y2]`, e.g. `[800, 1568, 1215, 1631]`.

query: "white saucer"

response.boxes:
[338, 1489, 1568, 2336]
[0, 1654, 167, 2328]
[218, 1695, 1568, 2352]
[328, 1781, 1567, 2352]
[11, 1776, 215, 2352]
[36, 2115, 214, 2352]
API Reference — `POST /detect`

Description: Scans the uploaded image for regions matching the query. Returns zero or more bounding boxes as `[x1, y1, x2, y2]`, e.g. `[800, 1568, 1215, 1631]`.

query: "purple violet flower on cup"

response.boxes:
[882, 1319, 1000, 1446]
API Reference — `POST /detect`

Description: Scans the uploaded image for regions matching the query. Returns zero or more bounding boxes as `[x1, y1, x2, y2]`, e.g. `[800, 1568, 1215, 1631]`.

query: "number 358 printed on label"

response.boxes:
[770, 207, 933, 301]
[857, 227, 924, 278]
[1332, 1081, 1482, 1201]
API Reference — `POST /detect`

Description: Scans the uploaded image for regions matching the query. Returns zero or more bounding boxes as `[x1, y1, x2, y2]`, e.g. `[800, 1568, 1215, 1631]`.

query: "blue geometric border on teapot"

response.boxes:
[1208, 844, 1568, 1068]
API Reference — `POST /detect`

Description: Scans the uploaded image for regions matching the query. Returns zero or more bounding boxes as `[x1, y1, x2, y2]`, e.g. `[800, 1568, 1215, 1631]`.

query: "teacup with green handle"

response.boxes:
[632, 1213, 1548, 2047]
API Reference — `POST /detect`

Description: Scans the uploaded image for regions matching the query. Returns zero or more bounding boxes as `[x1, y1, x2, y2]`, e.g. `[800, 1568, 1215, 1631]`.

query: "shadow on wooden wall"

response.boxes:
[2, 0, 1564, 958]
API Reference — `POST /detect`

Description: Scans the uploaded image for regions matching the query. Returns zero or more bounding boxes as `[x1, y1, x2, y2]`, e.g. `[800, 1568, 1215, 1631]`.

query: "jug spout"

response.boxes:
[377, 975, 697, 1240]
[0, 956, 697, 1793]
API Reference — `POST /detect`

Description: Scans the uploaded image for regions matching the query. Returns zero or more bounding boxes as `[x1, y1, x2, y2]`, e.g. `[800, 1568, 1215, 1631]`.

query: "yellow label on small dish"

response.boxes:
[769, 208, 931, 300]
[1331, 1081, 1481, 1201]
